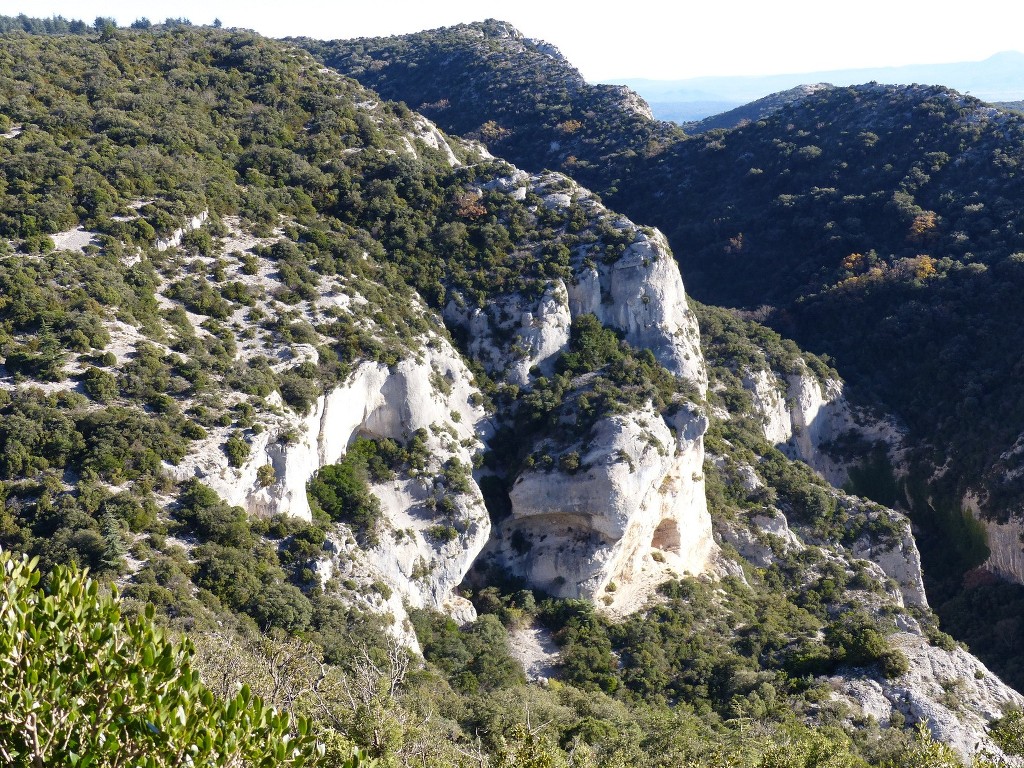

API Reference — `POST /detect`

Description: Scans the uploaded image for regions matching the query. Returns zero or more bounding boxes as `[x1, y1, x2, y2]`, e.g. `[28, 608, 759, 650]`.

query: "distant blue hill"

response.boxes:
[613, 51, 1024, 122]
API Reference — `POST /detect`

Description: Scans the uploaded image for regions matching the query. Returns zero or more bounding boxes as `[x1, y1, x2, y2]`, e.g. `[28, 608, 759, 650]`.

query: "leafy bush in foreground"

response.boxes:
[0, 548, 320, 767]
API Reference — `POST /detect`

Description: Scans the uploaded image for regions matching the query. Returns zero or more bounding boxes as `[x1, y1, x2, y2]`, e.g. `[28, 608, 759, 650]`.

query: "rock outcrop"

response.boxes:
[487, 402, 715, 610]
[439, 169, 715, 609]
[711, 460, 1013, 759]
[171, 335, 492, 622]
[454, 280, 572, 387]
[833, 632, 1024, 761]
[446, 171, 707, 395]
[565, 225, 705, 392]
[964, 489, 1024, 586]
[743, 364, 902, 487]
[156, 209, 209, 252]
[851, 520, 929, 610]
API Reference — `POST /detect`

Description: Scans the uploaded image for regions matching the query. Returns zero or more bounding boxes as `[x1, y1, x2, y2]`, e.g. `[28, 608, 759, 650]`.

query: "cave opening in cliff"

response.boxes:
[651, 518, 681, 553]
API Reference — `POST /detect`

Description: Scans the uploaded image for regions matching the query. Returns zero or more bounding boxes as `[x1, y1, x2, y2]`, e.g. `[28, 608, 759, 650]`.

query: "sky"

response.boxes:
[2, 0, 1023, 82]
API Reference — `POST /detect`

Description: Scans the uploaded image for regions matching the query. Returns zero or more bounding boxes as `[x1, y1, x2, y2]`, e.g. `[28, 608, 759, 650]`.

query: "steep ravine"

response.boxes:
[134, 140, 1020, 760]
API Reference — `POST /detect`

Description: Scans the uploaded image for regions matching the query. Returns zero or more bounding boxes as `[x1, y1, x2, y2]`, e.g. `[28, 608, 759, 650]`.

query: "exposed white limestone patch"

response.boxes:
[566, 226, 706, 392]
[481, 168, 530, 200]
[156, 209, 208, 252]
[982, 517, 1024, 584]
[851, 517, 929, 610]
[491, 402, 715, 609]
[784, 372, 850, 480]
[832, 632, 1024, 762]
[717, 507, 803, 568]
[170, 337, 492, 619]
[743, 364, 903, 487]
[50, 227, 97, 253]
[963, 492, 1024, 586]
[743, 369, 791, 445]
[453, 281, 572, 386]
[402, 116, 461, 167]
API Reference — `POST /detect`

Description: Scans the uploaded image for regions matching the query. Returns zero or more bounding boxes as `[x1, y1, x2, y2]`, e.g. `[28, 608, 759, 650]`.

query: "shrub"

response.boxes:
[427, 524, 458, 543]
[225, 432, 250, 468]
[81, 366, 118, 402]
[307, 454, 383, 545]
[175, 480, 252, 548]
[257, 463, 277, 487]
[0, 550, 318, 767]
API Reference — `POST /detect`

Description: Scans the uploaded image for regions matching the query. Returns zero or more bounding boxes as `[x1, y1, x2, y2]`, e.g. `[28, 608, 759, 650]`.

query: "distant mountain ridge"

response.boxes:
[618, 50, 1024, 121]
[295, 20, 680, 198]
[681, 83, 831, 133]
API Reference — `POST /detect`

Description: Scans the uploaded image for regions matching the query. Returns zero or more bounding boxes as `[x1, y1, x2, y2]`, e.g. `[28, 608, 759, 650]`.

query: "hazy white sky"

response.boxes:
[2, 0, 1021, 81]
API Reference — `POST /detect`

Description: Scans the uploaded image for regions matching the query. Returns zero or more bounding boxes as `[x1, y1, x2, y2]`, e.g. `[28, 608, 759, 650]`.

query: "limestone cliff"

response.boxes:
[980, 515, 1024, 586]
[962, 492, 1024, 587]
[742, 363, 903, 487]
[850, 517, 929, 611]
[833, 632, 1024, 761]
[123, 177, 1008, 763]
[486, 402, 714, 610]
[446, 171, 707, 394]
[171, 334, 492, 624]
[709, 453, 1021, 759]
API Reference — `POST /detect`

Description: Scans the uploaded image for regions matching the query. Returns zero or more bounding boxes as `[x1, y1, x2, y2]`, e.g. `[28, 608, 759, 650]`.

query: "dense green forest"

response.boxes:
[0, 15, 1022, 767]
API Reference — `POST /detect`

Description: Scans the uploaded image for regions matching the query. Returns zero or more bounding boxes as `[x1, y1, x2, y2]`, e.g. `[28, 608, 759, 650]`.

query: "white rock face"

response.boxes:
[744, 369, 791, 445]
[446, 172, 707, 395]
[784, 372, 848, 480]
[743, 365, 902, 487]
[712, 470, 1014, 757]
[610, 84, 655, 121]
[977, 513, 1024, 586]
[851, 517, 929, 610]
[832, 632, 1024, 762]
[566, 227, 706, 393]
[171, 337, 492, 620]
[405, 117, 461, 167]
[452, 281, 572, 387]
[494, 402, 715, 610]
[959, 492, 1024, 587]
[156, 209, 208, 251]
[717, 508, 803, 568]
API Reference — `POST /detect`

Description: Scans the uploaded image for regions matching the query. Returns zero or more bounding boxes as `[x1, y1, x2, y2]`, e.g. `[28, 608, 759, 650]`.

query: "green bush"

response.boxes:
[307, 453, 382, 546]
[0, 549, 318, 767]
[257, 463, 277, 487]
[409, 610, 525, 693]
[175, 480, 252, 548]
[225, 431, 251, 468]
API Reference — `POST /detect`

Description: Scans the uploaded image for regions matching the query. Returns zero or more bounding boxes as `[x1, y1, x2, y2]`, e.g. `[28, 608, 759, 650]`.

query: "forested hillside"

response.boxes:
[297, 20, 682, 196]
[1, 16, 1023, 767]
[300, 22, 1024, 523]
[302, 20, 1024, 693]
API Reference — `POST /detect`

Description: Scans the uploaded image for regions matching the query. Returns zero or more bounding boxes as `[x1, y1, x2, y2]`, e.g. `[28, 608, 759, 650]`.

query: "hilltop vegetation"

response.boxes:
[297, 20, 682, 196]
[0, 16, 1022, 766]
